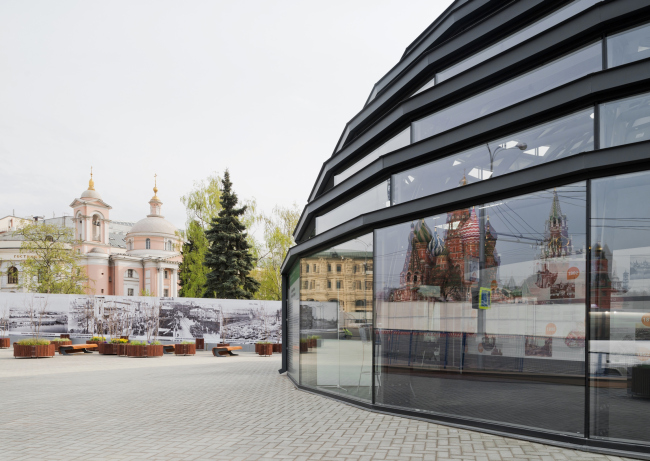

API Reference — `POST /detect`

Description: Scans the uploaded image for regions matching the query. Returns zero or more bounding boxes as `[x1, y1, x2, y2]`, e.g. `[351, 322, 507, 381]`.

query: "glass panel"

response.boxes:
[600, 92, 650, 149]
[394, 109, 594, 205]
[299, 233, 374, 401]
[288, 263, 301, 383]
[590, 171, 650, 445]
[412, 77, 436, 97]
[438, 0, 602, 83]
[413, 43, 602, 143]
[607, 22, 650, 69]
[375, 184, 587, 434]
[316, 180, 390, 235]
[334, 129, 410, 186]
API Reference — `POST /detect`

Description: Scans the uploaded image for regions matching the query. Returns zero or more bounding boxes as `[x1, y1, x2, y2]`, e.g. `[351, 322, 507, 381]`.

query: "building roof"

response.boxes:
[128, 216, 177, 237]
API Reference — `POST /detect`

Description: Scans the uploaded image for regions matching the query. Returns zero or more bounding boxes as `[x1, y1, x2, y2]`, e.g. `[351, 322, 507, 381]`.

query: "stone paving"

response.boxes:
[0, 348, 641, 461]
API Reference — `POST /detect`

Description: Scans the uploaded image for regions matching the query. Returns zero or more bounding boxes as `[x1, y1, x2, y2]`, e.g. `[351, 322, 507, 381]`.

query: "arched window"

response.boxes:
[92, 215, 101, 241]
[355, 300, 366, 307]
[146, 238, 150, 249]
[7, 267, 18, 285]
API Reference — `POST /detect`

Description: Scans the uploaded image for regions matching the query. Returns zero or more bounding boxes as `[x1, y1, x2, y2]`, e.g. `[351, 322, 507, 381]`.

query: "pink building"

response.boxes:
[70, 172, 182, 297]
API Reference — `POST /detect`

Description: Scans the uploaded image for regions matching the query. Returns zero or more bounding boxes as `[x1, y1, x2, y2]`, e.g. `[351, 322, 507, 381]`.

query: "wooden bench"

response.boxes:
[163, 344, 176, 354]
[212, 346, 242, 357]
[59, 344, 99, 355]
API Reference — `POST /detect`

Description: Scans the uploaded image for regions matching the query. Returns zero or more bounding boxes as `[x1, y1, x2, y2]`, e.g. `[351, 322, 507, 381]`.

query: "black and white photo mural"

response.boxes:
[0, 293, 281, 343]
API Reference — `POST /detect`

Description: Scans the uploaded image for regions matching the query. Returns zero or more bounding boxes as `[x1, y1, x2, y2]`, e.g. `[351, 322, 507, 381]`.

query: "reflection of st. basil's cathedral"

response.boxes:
[391, 199, 499, 303]
[390, 187, 583, 303]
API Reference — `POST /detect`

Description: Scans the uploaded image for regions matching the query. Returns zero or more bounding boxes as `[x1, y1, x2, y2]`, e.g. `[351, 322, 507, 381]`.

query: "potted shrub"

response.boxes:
[195, 338, 205, 350]
[113, 338, 130, 356]
[126, 340, 163, 358]
[14, 296, 56, 358]
[51, 337, 72, 353]
[0, 308, 9, 349]
[87, 336, 106, 346]
[272, 343, 282, 353]
[257, 341, 272, 357]
[300, 338, 308, 353]
[13, 338, 54, 358]
[630, 364, 650, 398]
[175, 341, 196, 356]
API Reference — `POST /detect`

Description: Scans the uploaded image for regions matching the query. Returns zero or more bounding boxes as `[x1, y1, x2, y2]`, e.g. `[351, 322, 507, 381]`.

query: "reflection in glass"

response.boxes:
[412, 43, 602, 143]
[600, 92, 650, 149]
[316, 180, 390, 235]
[412, 77, 436, 97]
[375, 184, 587, 433]
[299, 234, 373, 401]
[334, 129, 410, 186]
[607, 22, 650, 69]
[590, 171, 650, 445]
[287, 263, 301, 382]
[394, 110, 594, 205]
[437, 0, 602, 83]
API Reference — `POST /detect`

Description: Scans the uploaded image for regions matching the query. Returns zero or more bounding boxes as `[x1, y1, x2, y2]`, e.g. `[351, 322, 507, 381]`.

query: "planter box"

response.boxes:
[86, 340, 103, 346]
[308, 338, 316, 348]
[13, 343, 55, 358]
[272, 343, 282, 353]
[51, 340, 72, 353]
[126, 344, 163, 358]
[217, 343, 230, 347]
[60, 334, 70, 339]
[258, 343, 273, 356]
[631, 366, 650, 398]
[300, 342, 308, 353]
[98, 343, 118, 355]
[117, 343, 129, 356]
[0, 337, 10, 349]
[175, 344, 196, 356]
[195, 338, 205, 350]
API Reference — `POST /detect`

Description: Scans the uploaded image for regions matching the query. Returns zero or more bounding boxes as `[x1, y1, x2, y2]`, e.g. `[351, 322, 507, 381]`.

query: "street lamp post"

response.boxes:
[486, 142, 527, 175]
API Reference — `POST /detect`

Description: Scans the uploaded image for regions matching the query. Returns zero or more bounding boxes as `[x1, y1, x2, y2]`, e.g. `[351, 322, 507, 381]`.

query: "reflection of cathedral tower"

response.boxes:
[400, 220, 433, 290]
[543, 189, 573, 258]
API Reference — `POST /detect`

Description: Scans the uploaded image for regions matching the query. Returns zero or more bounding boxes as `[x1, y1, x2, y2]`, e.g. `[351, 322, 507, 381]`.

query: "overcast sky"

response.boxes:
[0, 0, 454, 229]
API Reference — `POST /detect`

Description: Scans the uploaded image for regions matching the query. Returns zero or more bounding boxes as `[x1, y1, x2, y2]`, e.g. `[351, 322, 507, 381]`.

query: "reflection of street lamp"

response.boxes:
[486, 142, 527, 174]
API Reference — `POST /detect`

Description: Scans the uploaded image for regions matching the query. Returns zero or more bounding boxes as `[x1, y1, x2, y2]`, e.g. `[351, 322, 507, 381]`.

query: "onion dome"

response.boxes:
[428, 228, 445, 256]
[413, 219, 433, 244]
[461, 207, 480, 243]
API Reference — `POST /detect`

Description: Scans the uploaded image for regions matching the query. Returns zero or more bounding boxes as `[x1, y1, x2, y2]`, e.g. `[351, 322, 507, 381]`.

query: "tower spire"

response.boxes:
[88, 166, 95, 191]
[152, 173, 159, 200]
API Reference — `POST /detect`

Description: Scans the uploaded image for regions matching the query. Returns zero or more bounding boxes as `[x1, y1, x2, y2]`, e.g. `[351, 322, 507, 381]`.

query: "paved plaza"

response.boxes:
[0, 348, 641, 461]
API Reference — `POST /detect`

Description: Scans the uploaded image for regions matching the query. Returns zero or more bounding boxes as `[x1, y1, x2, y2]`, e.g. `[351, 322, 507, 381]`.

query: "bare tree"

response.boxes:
[0, 303, 9, 338]
[25, 295, 49, 340]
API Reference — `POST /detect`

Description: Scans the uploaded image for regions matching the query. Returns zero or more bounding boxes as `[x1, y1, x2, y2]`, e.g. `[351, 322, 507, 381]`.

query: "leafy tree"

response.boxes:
[204, 170, 260, 299]
[179, 172, 261, 298]
[178, 220, 208, 297]
[180, 173, 223, 229]
[254, 204, 300, 300]
[14, 223, 88, 294]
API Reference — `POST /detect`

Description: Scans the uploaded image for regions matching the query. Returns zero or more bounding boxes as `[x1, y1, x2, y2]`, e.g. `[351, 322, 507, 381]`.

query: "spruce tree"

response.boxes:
[179, 220, 208, 298]
[203, 170, 260, 299]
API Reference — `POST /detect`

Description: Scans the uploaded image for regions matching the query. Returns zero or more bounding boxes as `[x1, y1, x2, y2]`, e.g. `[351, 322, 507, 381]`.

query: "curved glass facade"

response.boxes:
[285, 4, 650, 457]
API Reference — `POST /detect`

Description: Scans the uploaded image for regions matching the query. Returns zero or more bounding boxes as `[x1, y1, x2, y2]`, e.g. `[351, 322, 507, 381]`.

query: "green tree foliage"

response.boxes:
[179, 172, 261, 298]
[178, 220, 208, 298]
[204, 170, 260, 299]
[254, 204, 300, 300]
[14, 223, 88, 294]
[180, 173, 222, 229]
